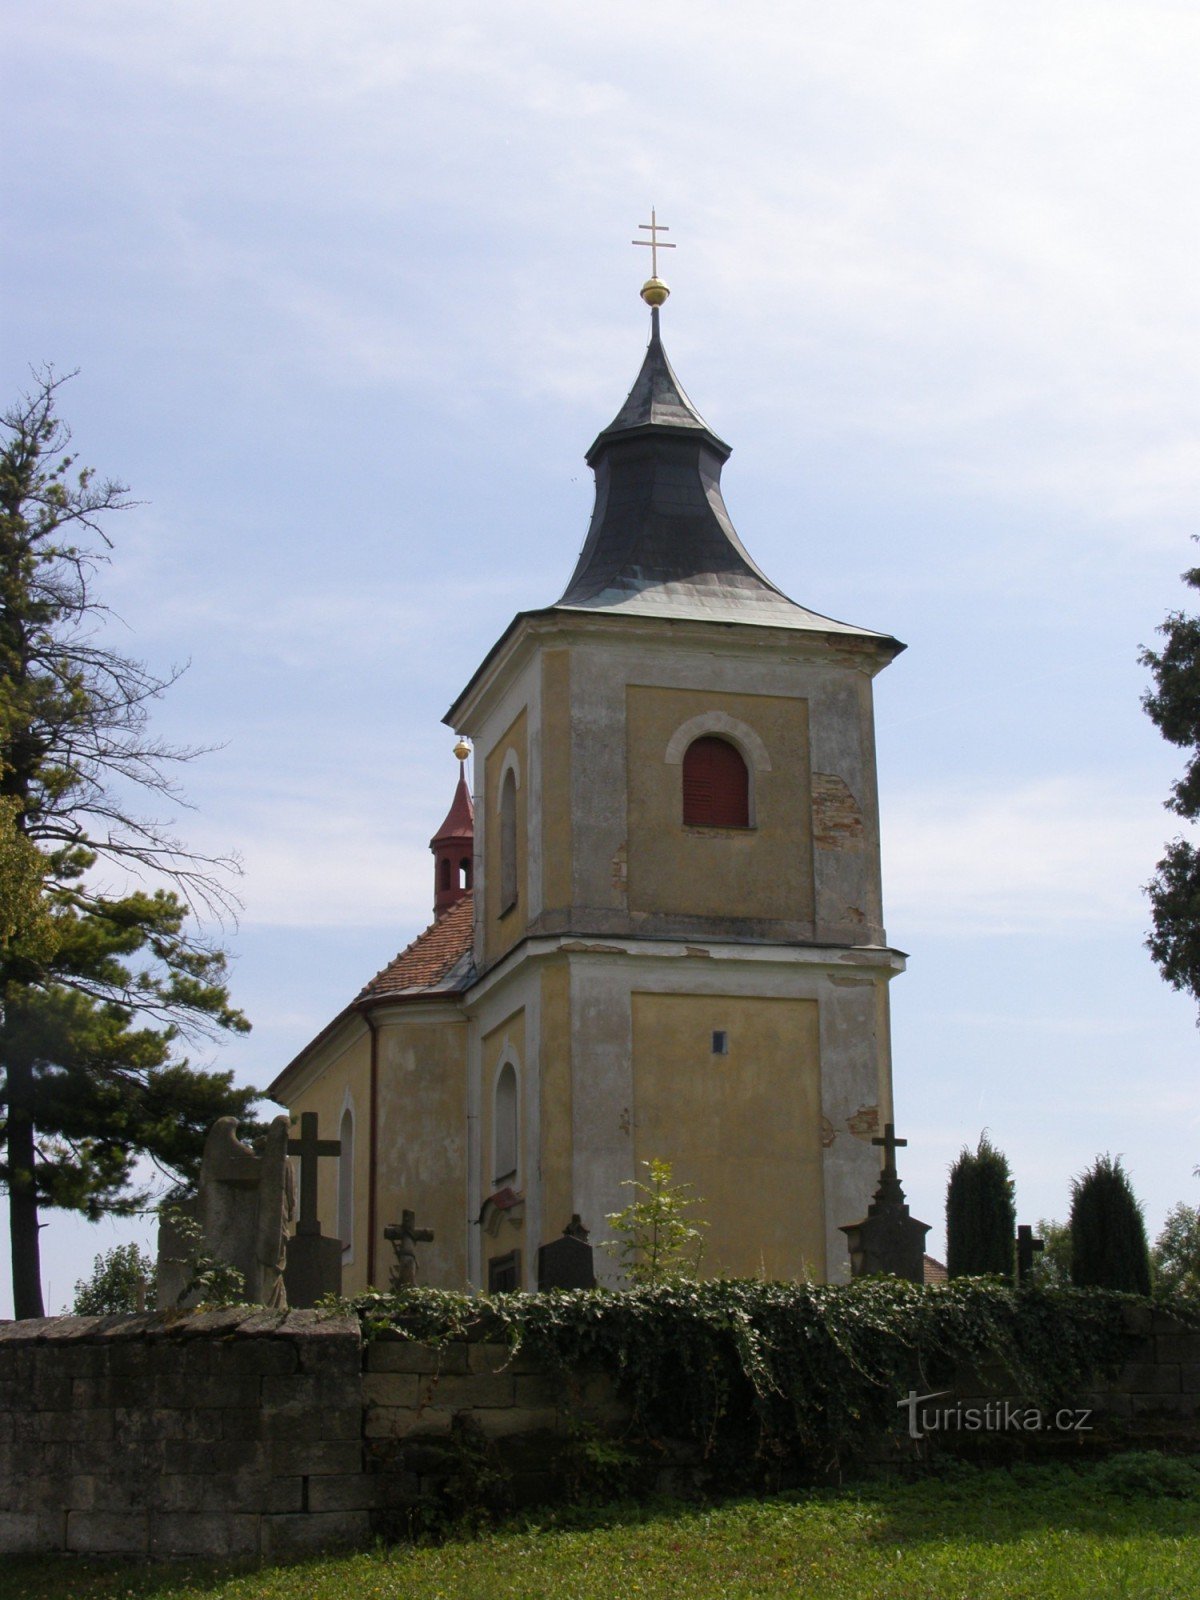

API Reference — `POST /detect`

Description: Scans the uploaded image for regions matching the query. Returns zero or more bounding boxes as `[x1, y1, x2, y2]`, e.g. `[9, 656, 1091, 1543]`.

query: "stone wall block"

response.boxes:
[150, 1512, 261, 1558]
[290, 1317, 363, 1377]
[0, 1511, 65, 1554]
[418, 1371, 514, 1409]
[364, 1407, 442, 1440]
[65, 1511, 148, 1554]
[113, 1405, 221, 1446]
[1180, 1362, 1200, 1392]
[363, 1372, 421, 1408]
[468, 1341, 544, 1376]
[260, 1406, 361, 1443]
[265, 1477, 305, 1514]
[220, 1406, 269, 1442]
[157, 1373, 261, 1409]
[29, 1407, 113, 1444]
[1131, 1391, 1200, 1418]
[31, 1369, 75, 1410]
[1157, 1334, 1200, 1364]
[163, 1438, 266, 1475]
[367, 1339, 469, 1376]
[267, 1439, 363, 1477]
[224, 1339, 299, 1377]
[473, 1406, 561, 1439]
[259, 1510, 370, 1561]
[260, 1371, 361, 1414]
[306, 1474, 380, 1512]
[73, 1374, 144, 1409]
[1115, 1361, 1181, 1395]
[513, 1373, 565, 1409]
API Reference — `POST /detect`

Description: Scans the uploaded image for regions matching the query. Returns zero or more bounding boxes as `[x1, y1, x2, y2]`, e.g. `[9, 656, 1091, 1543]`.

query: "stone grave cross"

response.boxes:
[872, 1122, 907, 1180]
[1015, 1224, 1045, 1285]
[287, 1111, 341, 1238]
[384, 1208, 435, 1288]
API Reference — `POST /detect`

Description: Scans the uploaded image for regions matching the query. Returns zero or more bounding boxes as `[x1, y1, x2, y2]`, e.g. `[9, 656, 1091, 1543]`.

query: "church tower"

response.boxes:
[270, 251, 906, 1292]
[446, 272, 905, 1289]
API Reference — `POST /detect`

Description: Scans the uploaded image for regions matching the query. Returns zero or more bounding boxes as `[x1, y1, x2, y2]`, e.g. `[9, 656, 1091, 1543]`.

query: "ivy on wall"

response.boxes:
[346, 1279, 1196, 1479]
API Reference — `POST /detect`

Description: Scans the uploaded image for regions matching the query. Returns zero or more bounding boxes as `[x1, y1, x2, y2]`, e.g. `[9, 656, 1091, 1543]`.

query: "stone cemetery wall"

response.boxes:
[0, 1309, 367, 1560]
[2, 1302, 1199, 1558]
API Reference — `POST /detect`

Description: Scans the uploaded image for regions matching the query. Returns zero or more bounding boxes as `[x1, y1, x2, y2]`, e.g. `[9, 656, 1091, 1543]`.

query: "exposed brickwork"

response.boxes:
[812, 773, 865, 849]
[846, 1104, 880, 1141]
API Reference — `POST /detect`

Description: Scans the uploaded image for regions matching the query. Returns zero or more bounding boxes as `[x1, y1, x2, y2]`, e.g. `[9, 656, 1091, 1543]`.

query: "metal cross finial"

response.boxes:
[632, 207, 675, 279]
[872, 1122, 907, 1178]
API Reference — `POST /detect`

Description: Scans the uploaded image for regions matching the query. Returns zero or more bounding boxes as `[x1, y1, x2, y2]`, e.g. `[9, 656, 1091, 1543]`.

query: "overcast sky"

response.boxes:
[5, 2, 1200, 1313]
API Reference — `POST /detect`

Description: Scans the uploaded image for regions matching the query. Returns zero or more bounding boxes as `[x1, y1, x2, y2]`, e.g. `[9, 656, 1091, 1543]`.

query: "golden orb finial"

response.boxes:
[632, 208, 675, 310]
[453, 738, 471, 763]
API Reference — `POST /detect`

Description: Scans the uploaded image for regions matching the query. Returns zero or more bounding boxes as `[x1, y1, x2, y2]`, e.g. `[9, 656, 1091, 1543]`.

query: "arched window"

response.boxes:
[459, 855, 472, 890]
[682, 736, 750, 828]
[337, 1105, 354, 1257]
[439, 858, 452, 892]
[499, 768, 518, 912]
[494, 1061, 518, 1184]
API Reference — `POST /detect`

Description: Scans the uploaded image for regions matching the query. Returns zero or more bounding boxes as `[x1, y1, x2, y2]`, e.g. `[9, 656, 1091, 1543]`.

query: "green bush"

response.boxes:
[71, 1242, 156, 1314]
[1069, 1154, 1152, 1294]
[1091, 1450, 1200, 1499]
[945, 1134, 1016, 1278]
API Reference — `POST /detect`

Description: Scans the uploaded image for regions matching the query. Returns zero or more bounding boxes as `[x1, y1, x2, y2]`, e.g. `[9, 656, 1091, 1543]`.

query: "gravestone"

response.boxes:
[538, 1214, 596, 1290]
[385, 1209, 434, 1289]
[157, 1114, 296, 1308]
[839, 1122, 930, 1284]
[1015, 1223, 1045, 1285]
[283, 1111, 343, 1308]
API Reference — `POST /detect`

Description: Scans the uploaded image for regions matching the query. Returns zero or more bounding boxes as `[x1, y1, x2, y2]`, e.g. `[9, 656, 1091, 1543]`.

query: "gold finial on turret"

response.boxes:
[633, 207, 675, 307]
[453, 738, 471, 762]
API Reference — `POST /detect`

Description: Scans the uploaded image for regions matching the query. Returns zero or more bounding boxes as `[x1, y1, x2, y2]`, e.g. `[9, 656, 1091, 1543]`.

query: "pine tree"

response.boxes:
[1, 371, 259, 1318]
[1069, 1154, 1152, 1295]
[1141, 558, 1200, 1010]
[945, 1133, 1016, 1278]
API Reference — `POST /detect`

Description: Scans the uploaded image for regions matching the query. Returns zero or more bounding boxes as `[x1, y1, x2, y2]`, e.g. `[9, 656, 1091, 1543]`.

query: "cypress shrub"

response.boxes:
[946, 1133, 1016, 1278]
[1069, 1153, 1152, 1294]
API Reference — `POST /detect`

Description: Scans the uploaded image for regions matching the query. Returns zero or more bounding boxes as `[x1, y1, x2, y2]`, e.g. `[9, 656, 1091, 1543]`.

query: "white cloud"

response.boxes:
[884, 775, 1172, 935]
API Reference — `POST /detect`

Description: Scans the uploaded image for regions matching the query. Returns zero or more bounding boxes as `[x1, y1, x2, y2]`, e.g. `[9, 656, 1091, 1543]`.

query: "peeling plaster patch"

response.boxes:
[820, 1116, 837, 1149]
[559, 940, 623, 954]
[611, 842, 627, 896]
[618, 1106, 630, 1136]
[846, 1105, 880, 1141]
[813, 773, 865, 849]
[684, 946, 713, 959]
[829, 972, 873, 988]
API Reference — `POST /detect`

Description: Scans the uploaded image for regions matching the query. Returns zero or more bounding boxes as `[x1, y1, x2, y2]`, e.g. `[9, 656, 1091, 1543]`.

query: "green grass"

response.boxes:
[5, 1460, 1200, 1600]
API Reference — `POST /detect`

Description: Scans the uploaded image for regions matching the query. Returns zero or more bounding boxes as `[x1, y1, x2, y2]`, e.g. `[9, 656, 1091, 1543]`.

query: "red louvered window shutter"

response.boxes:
[681, 736, 750, 827]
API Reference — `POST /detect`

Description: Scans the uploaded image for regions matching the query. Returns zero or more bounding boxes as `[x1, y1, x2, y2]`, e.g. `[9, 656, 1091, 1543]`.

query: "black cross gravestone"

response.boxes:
[282, 1111, 343, 1308]
[841, 1121, 930, 1284]
[1015, 1224, 1045, 1285]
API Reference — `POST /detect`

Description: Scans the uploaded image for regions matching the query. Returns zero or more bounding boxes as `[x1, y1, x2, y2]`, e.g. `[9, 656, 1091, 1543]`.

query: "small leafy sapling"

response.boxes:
[602, 1157, 708, 1285]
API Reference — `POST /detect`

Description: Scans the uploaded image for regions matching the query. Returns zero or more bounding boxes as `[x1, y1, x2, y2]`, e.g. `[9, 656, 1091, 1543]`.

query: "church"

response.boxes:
[268, 256, 907, 1294]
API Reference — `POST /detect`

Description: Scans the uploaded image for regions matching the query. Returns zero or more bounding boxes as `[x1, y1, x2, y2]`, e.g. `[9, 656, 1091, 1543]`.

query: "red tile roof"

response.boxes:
[923, 1254, 948, 1285]
[359, 894, 475, 1000]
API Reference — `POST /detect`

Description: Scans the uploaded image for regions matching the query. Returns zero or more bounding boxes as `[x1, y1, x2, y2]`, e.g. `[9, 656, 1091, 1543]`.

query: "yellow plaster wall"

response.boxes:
[625, 686, 813, 923]
[483, 708, 528, 965]
[284, 1027, 372, 1293]
[631, 992, 824, 1281]
[540, 650, 572, 914]
[373, 1011, 469, 1291]
[539, 962, 572, 1237]
[480, 1007, 527, 1278]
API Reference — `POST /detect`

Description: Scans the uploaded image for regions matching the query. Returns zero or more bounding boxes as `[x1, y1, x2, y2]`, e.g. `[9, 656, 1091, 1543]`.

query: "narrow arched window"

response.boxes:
[337, 1106, 354, 1256]
[494, 1061, 518, 1184]
[682, 736, 750, 827]
[459, 855, 472, 890]
[439, 858, 452, 892]
[499, 768, 518, 912]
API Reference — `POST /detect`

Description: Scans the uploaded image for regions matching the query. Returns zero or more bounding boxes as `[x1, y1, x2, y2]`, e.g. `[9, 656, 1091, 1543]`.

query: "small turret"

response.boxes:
[431, 741, 474, 918]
